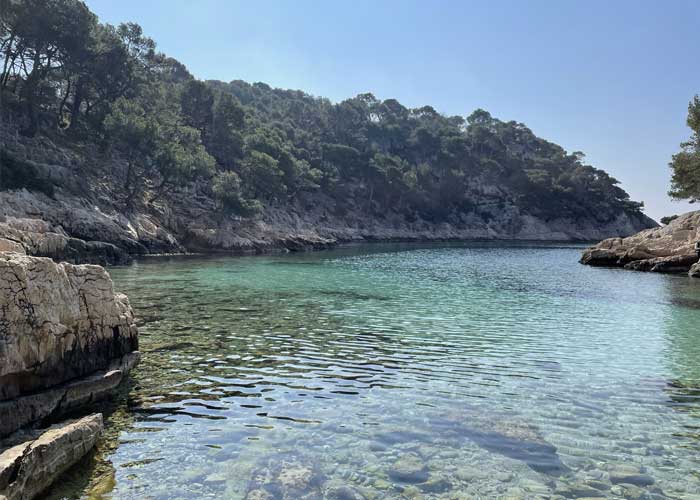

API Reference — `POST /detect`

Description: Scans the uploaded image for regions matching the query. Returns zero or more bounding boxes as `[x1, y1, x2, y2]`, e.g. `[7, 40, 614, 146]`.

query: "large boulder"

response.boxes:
[581, 211, 700, 275]
[0, 253, 138, 436]
[690, 262, 700, 278]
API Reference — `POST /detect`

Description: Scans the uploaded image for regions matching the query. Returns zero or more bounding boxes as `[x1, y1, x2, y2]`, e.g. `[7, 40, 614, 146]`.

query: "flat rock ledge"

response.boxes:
[580, 210, 700, 277]
[0, 414, 103, 500]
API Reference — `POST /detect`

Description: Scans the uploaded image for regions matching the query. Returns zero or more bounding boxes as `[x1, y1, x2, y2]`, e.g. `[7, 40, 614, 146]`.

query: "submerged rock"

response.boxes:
[606, 464, 655, 487]
[387, 453, 430, 484]
[244, 455, 324, 499]
[464, 421, 570, 476]
[0, 414, 103, 500]
[436, 412, 570, 477]
[325, 485, 367, 500]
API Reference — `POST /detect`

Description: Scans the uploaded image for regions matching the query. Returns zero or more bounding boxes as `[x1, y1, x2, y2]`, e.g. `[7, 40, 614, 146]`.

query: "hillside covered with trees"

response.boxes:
[0, 0, 656, 260]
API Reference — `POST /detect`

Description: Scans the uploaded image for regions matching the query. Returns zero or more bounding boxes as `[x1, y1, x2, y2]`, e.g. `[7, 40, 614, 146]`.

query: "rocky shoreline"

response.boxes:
[0, 194, 656, 266]
[0, 122, 657, 265]
[0, 252, 139, 499]
[580, 210, 700, 277]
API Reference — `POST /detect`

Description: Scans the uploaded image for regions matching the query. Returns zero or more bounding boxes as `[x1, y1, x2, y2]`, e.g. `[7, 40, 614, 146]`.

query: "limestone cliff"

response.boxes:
[580, 210, 700, 277]
[0, 252, 139, 437]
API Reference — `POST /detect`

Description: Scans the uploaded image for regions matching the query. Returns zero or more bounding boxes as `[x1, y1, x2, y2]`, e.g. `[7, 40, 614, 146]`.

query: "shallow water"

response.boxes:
[56, 243, 700, 499]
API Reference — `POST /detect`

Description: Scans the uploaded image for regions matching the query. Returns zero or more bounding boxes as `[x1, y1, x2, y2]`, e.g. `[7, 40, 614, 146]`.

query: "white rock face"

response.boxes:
[0, 215, 128, 265]
[580, 211, 700, 275]
[0, 414, 103, 500]
[0, 253, 138, 403]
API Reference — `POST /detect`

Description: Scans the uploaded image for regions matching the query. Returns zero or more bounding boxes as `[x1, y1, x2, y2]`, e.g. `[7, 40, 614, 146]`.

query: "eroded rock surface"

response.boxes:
[0, 215, 128, 265]
[0, 353, 138, 438]
[0, 253, 138, 436]
[581, 210, 700, 276]
[0, 414, 103, 500]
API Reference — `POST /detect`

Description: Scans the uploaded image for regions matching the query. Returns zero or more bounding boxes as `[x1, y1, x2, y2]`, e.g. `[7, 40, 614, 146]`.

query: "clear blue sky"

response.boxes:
[86, 0, 700, 221]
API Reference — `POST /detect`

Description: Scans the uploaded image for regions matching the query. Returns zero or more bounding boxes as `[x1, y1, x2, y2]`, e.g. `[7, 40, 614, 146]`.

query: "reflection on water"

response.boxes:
[49, 243, 700, 499]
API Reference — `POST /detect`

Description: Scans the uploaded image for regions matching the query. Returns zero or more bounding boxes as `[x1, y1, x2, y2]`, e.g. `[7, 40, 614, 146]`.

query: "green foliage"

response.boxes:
[211, 171, 261, 216]
[180, 79, 213, 134]
[104, 95, 215, 205]
[1, 0, 649, 223]
[660, 215, 679, 225]
[205, 92, 245, 169]
[669, 95, 700, 202]
[240, 149, 285, 200]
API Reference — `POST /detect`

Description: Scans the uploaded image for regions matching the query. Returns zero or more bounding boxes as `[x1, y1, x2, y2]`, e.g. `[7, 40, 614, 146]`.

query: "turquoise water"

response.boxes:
[63, 243, 700, 499]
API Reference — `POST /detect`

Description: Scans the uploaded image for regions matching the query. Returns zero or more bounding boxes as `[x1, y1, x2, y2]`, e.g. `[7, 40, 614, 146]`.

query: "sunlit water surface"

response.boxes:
[54, 243, 700, 499]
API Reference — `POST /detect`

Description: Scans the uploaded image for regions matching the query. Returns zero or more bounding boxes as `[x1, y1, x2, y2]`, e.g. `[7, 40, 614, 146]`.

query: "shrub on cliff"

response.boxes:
[0, 150, 55, 197]
[660, 215, 679, 225]
[212, 171, 262, 217]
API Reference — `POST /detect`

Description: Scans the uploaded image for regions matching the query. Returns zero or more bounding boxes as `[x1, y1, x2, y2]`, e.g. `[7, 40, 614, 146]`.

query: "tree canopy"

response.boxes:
[1, 0, 647, 222]
[669, 95, 700, 203]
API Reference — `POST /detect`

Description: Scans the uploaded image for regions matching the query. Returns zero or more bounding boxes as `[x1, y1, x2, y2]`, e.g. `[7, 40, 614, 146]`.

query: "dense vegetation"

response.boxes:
[1, 0, 645, 224]
[669, 95, 700, 203]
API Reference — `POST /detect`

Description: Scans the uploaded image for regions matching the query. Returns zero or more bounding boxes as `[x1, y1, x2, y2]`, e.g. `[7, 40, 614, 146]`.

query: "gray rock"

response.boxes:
[387, 453, 430, 483]
[0, 254, 138, 400]
[607, 464, 655, 487]
[581, 210, 700, 275]
[0, 352, 139, 438]
[690, 262, 700, 277]
[0, 217, 130, 265]
[327, 485, 367, 500]
[624, 254, 698, 273]
[0, 414, 103, 500]
[0, 253, 139, 437]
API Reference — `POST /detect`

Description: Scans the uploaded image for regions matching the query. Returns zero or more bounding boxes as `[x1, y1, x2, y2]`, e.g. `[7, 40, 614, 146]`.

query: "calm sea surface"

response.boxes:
[55, 243, 700, 499]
